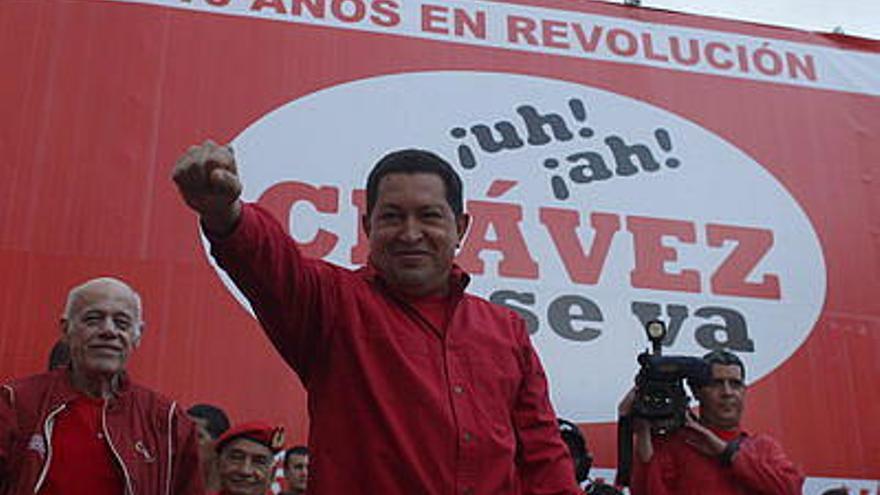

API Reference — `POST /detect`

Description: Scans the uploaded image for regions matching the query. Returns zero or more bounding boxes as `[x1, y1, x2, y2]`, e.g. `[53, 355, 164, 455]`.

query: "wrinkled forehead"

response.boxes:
[375, 172, 449, 204]
[67, 281, 140, 319]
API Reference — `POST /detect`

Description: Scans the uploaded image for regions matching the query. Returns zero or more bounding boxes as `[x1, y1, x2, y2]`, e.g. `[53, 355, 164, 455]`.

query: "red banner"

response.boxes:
[1, 0, 878, 490]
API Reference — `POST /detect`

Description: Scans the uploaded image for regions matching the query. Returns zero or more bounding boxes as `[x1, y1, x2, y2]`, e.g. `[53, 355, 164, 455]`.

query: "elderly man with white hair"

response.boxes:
[0, 277, 203, 495]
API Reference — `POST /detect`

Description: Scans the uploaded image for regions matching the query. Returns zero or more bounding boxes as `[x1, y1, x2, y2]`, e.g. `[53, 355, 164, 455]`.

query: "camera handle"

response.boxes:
[614, 414, 633, 487]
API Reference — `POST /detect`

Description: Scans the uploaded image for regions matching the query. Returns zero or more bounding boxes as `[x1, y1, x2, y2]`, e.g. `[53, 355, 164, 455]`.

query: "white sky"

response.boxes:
[596, 0, 880, 40]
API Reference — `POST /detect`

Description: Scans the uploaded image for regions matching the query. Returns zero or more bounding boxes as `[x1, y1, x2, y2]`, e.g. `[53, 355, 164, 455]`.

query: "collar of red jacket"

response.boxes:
[361, 262, 471, 297]
[46, 368, 133, 407]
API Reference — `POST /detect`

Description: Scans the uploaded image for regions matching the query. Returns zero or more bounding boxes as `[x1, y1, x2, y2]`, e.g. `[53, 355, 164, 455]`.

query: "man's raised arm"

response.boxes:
[170, 139, 327, 378]
[172, 139, 243, 237]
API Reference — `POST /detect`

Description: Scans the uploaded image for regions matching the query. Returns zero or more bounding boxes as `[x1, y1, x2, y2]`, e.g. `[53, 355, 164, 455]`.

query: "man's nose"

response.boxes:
[399, 216, 424, 242]
[96, 317, 120, 336]
[239, 458, 257, 475]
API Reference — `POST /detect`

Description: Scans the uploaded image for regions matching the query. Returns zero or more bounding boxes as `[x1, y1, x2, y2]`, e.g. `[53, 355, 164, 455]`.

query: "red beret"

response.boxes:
[215, 421, 285, 454]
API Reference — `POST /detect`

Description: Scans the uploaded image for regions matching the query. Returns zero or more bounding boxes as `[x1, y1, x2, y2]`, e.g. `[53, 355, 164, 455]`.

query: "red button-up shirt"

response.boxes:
[209, 203, 579, 495]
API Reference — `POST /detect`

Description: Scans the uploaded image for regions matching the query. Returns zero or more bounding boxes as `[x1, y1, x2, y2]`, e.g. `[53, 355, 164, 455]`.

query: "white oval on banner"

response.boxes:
[205, 71, 827, 422]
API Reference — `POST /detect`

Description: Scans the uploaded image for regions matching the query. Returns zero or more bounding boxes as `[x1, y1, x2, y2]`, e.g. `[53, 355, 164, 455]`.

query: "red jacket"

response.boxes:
[209, 203, 579, 495]
[630, 427, 804, 495]
[0, 369, 203, 495]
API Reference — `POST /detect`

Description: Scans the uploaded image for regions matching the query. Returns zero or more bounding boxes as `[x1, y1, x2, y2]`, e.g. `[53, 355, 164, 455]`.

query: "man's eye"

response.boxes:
[114, 319, 132, 330]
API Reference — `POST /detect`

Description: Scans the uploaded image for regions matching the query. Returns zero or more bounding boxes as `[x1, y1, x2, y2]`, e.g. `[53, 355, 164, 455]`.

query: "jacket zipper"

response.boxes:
[103, 399, 135, 495]
[165, 402, 176, 495]
[33, 404, 66, 493]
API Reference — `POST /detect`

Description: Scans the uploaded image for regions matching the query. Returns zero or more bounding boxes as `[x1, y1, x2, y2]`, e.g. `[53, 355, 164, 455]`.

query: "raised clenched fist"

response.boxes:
[172, 139, 243, 234]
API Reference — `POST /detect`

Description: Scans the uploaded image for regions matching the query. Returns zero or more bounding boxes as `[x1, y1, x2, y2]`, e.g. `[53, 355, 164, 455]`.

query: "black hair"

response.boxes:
[186, 403, 231, 439]
[702, 349, 746, 382]
[558, 418, 593, 483]
[586, 483, 625, 495]
[365, 149, 464, 217]
[284, 445, 310, 466]
[47, 340, 70, 371]
[686, 349, 746, 393]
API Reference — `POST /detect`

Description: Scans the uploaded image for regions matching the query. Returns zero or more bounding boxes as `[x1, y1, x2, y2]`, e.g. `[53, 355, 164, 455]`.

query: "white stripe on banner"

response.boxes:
[589, 469, 878, 495]
[106, 0, 880, 97]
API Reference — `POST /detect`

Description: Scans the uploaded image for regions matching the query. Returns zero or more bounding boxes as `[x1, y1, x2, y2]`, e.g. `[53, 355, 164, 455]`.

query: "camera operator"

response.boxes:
[619, 350, 804, 495]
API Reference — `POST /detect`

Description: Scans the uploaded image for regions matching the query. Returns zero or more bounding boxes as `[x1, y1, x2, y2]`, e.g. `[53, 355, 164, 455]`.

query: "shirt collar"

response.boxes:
[50, 368, 132, 405]
[361, 262, 471, 297]
[707, 424, 748, 441]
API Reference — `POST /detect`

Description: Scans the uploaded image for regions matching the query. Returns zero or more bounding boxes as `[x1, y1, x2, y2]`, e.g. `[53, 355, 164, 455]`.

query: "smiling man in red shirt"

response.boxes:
[172, 141, 580, 494]
[0, 277, 203, 495]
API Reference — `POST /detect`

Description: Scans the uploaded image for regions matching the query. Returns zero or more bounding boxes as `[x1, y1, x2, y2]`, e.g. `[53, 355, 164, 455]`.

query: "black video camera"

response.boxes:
[616, 320, 711, 487]
[632, 320, 711, 434]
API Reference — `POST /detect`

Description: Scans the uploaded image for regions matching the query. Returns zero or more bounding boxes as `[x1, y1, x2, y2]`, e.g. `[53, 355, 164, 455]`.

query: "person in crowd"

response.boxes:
[0, 276, 202, 494]
[188, 403, 232, 491]
[621, 350, 804, 494]
[558, 418, 593, 490]
[558, 418, 623, 495]
[46, 340, 70, 371]
[172, 141, 579, 494]
[280, 446, 308, 495]
[215, 422, 284, 495]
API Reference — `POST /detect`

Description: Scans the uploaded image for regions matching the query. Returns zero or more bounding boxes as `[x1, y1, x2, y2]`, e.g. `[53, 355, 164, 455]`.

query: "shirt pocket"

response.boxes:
[465, 344, 522, 420]
[356, 309, 432, 358]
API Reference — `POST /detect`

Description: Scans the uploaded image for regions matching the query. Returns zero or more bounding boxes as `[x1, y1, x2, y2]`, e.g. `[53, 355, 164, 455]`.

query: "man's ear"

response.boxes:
[59, 318, 70, 341]
[132, 323, 144, 348]
[456, 213, 471, 244]
[361, 213, 371, 238]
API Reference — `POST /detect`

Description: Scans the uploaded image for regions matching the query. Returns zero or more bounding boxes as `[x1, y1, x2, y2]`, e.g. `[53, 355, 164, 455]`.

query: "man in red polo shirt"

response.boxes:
[172, 141, 579, 494]
[188, 403, 232, 491]
[624, 350, 804, 495]
[0, 277, 203, 495]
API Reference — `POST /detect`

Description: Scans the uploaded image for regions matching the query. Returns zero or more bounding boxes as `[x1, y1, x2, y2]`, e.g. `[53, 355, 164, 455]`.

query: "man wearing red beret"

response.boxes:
[214, 422, 285, 495]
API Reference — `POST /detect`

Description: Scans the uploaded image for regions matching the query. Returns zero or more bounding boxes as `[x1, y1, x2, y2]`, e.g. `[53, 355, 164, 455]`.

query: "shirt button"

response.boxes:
[463, 432, 472, 443]
[453, 385, 463, 394]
